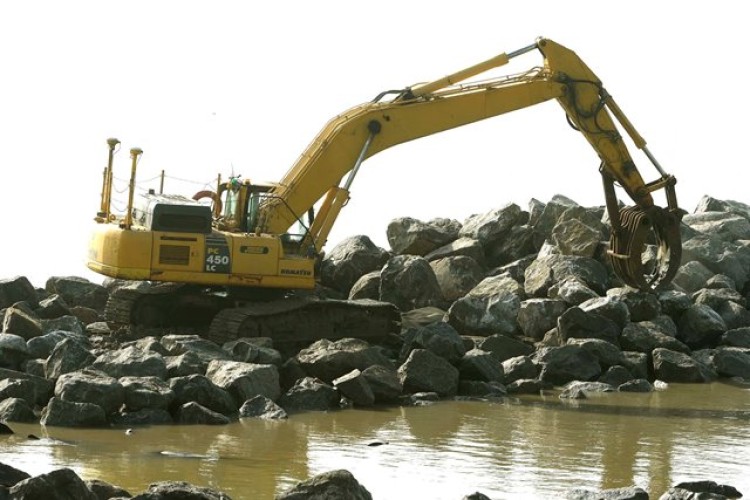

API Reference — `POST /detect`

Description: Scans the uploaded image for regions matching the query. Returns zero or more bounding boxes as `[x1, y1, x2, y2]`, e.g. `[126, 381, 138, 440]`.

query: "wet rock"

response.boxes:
[320, 235, 390, 295]
[387, 217, 461, 256]
[478, 334, 534, 363]
[458, 349, 503, 382]
[430, 256, 484, 303]
[560, 381, 614, 398]
[599, 365, 635, 387]
[713, 347, 750, 380]
[360, 364, 402, 403]
[557, 307, 621, 346]
[279, 358, 307, 393]
[120, 376, 174, 411]
[168, 374, 237, 415]
[398, 349, 459, 397]
[447, 275, 523, 336]
[206, 360, 281, 407]
[621, 352, 650, 380]
[348, 271, 381, 300]
[677, 304, 727, 349]
[620, 323, 691, 355]
[663, 480, 743, 499]
[85, 479, 131, 500]
[239, 395, 288, 419]
[535, 345, 602, 385]
[332, 369, 375, 406]
[0, 397, 36, 423]
[140, 480, 232, 499]
[91, 346, 167, 379]
[619, 378, 654, 392]
[278, 377, 340, 413]
[463, 492, 492, 500]
[55, 370, 124, 415]
[45, 337, 96, 379]
[41, 397, 107, 427]
[8, 468, 98, 499]
[296, 338, 393, 383]
[0, 461, 31, 487]
[517, 298, 568, 341]
[276, 469, 372, 500]
[0, 333, 31, 370]
[566, 486, 648, 499]
[174, 401, 231, 425]
[379, 255, 443, 311]
[506, 378, 544, 394]
[2, 305, 42, 340]
[45, 276, 109, 312]
[652, 348, 712, 383]
[566, 338, 625, 370]
[501, 356, 538, 384]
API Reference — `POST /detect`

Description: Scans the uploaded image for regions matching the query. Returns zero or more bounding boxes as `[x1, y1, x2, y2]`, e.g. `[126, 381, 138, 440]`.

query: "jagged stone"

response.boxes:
[320, 235, 390, 294]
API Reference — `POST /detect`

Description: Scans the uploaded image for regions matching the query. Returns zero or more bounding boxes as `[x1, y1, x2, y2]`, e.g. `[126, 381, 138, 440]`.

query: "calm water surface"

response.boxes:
[1, 382, 749, 499]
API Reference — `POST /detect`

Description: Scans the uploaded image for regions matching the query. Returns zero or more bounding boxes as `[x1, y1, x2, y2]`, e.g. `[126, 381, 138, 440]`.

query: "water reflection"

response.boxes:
[0, 383, 748, 499]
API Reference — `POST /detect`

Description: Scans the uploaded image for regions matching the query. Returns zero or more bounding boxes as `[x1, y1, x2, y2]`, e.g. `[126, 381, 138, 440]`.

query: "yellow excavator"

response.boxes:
[88, 37, 682, 346]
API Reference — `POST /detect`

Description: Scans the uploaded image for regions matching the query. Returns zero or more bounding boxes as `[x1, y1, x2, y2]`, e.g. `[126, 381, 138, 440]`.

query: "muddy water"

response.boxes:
[2, 382, 750, 499]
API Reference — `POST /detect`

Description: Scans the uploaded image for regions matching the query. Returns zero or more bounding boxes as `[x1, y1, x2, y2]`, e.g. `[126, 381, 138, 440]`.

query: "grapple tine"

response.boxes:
[608, 206, 682, 291]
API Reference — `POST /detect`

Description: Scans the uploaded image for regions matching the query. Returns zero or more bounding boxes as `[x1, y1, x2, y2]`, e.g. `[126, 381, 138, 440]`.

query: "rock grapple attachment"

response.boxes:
[608, 205, 682, 291]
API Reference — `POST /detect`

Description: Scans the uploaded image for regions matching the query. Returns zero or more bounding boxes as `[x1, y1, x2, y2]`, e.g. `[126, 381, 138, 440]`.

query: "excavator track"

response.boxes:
[608, 205, 682, 291]
[206, 297, 401, 349]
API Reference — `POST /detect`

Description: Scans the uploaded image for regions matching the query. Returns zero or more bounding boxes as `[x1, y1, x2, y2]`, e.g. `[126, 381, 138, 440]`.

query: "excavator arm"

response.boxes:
[256, 37, 682, 290]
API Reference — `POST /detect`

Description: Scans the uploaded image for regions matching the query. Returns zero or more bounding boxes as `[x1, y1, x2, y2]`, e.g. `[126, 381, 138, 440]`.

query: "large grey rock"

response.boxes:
[672, 260, 715, 294]
[175, 401, 231, 425]
[0, 367, 54, 406]
[400, 322, 466, 364]
[2, 305, 42, 340]
[620, 323, 691, 354]
[458, 349, 504, 382]
[138, 481, 232, 500]
[278, 377, 340, 413]
[276, 469, 372, 500]
[579, 296, 631, 330]
[566, 338, 625, 370]
[447, 275, 523, 336]
[683, 210, 750, 242]
[0, 461, 31, 487]
[524, 254, 609, 298]
[681, 234, 750, 290]
[320, 235, 390, 294]
[549, 278, 600, 306]
[459, 203, 524, 247]
[398, 349, 459, 397]
[720, 327, 750, 348]
[35, 294, 71, 320]
[677, 304, 728, 349]
[169, 374, 237, 415]
[424, 237, 486, 267]
[501, 356, 538, 384]
[657, 290, 693, 321]
[379, 255, 443, 311]
[0, 333, 31, 370]
[566, 486, 648, 499]
[8, 468, 98, 499]
[165, 351, 208, 378]
[430, 256, 484, 303]
[478, 334, 534, 363]
[0, 378, 36, 405]
[55, 370, 124, 415]
[0, 276, 39, 309]
[348, 271, 381, 301]
[534, 345, 602, 385]
[223, 339, 283, 366]
[550, 217, 602, 258]
[26, 331, 84, 360]
[41, 397, 107, 427]
[206, 360, 281, 407]
[713, 347, 750, 379]
[239, 395, 288, 419]
[45, 337, 96, 379]
[0, 397, 37, 422]
[517, 298, 567, 341]
[361, 364, 402, 403]
[652, 348, 712, 383]
[386, 217, 460, 256]
[695, 195, 750, 219]
[530, 195, 579, 248]
[484, 224, 536, 268]
[45, 277, 109, 312]
[692, 287, 745, 311]
[660, 479, 743, 500]
[160, 335, 233, 364]
[296, 338, 393, 383]
[557, 307, 621, 346]
[120, 376, 174, 411]
[332, 369, 375, 407]
[84, 479, 131, 500]
[91, 346, 167, 379]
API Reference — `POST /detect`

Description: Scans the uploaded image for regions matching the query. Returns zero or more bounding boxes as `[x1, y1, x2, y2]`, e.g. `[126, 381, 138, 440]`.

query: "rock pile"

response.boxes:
[1, 194, 750, 498]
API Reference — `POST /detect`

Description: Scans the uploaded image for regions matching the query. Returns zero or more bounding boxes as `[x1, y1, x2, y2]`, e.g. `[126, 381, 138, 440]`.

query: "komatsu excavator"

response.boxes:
[88, 37, 682, 346]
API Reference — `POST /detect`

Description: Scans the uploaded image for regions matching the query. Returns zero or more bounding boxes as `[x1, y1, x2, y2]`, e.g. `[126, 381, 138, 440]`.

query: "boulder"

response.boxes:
[8, 468, 97, 499]
[565, 486, 648, 499]
[459, 203, 524, 248]
[206, 360, 281, 407]
[348, 271, 381, 300]
[400, 322, 466, 364]
[652, 348, 712, 383]
[0, 378, 37, 405]
[524, 254, 609, 298]
[0, 367, 54, 406]
[84, 479, 131, 500]
[0, 276, 39, 309]
[478, 334, 534, 363]
[566, 338, 625, 370]
[501, 356, 538, 384]
[672, 260, 715, 294]
[0, 461, 31, 487]
[556, 307, 621, 346]
[398, 349, 459, 397]
[620, 323, 691, 355]
[223, 340, 283, 366]
[320, 235, 390, 294]
[276, 469, 372, 500]
[677, 304, 728, 349]
[484, 224, 536, 268]
[332, 369, 375, 407]
[120, 376, 175, 411]
[517, 298, 567, 341]
[278, 377, 340, 413]
[599, 365, 636, 387]
[168, 374, 237, 415]
[682, 234, 750, 290]
[165, 351, 208, 378]
[424, 237, 486, 267]
[430, 256, 484, 303]
[550, 218, 602, 258]
[175, 401, 231, 425]
[141, 481, 232, 499]
[45, 337, 96, 379]
[41, 397, 107, 427]
[379, 255, 443, 311]
[683, 210, 750, 242]
[35, 294, 71, 320]
[55, 370, 124, 415]
[296, 338, 393, 383]
[2, 305, 42, 340]
[447, 275, 523, 336]
[160, 334, 233, 363]
[44, 276, 109, 312]
[360, 364, 402, 403]
[91, 346, 167, 379]
[0, 397, 37, 423]
[534, 345, 602, 385]
[549, 278, 600, 306]
[720, 327, 750, 348]
[713, 347, 750, 380]
[386, 217, 460, 256]
[458, 349, 504, 382]
[0, 333, 31, 370]
[530, 195, 579, 248]
[239, 395, 288, 419]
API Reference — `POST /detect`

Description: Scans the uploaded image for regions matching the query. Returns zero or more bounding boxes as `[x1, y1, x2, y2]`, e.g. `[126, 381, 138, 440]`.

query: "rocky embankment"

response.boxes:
[1, 194, 750, 499]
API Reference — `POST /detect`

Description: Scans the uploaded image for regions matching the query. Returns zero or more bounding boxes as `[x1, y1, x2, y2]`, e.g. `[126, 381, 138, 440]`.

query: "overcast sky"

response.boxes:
[1, 2, 745, 288]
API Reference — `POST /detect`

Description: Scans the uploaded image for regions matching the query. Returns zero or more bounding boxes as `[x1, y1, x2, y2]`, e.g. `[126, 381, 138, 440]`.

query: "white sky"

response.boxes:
[1, 2, 746, 288]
